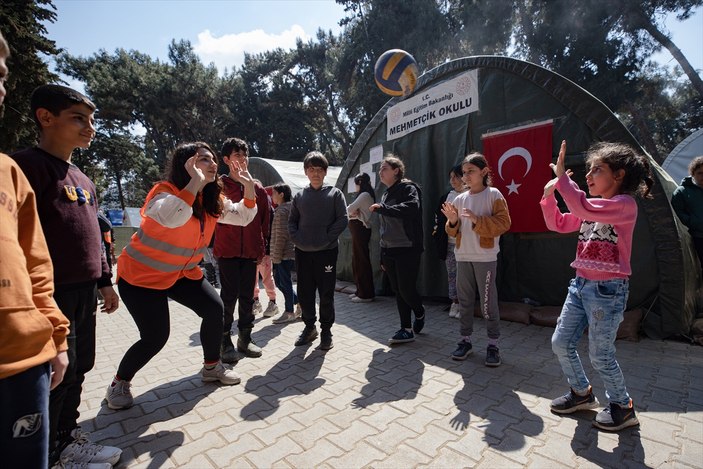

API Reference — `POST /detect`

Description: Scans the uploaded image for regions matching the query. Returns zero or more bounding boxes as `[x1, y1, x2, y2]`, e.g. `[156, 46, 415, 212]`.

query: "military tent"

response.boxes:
[662, 128, 703, 184]
[335, 56, 700, 340]
[248, 156, 342, 195]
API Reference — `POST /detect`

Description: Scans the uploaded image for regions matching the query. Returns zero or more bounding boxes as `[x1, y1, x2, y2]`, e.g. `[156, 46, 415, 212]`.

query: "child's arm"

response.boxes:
[327, 189, 349, 241]
[270, 207, 285, 264]
[540, 193, 582, 233]
[288, 197, 301, 245]
[373, 184, 420, 218]
[473, 196, 511, 238]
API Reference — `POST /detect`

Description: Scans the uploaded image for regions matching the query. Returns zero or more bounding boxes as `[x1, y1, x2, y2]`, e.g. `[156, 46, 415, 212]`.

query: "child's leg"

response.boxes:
[584, 279, 630, 406]
[0, 363, 51, 468]
[315, 248, 338, 331]
[445, 249, 458, 302]
[295, 249, 317, 326]
[273, 260, 295, 312]
[551, 278, 590, 393]
[50, 285, 97, 449]
[473, 261, 500, 341]
[456, 261, 476, 338]
[260, 255, 277, 301]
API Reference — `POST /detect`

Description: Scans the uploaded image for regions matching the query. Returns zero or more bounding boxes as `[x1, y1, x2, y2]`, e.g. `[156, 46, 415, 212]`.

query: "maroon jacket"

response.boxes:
[213, 174, 270, 260]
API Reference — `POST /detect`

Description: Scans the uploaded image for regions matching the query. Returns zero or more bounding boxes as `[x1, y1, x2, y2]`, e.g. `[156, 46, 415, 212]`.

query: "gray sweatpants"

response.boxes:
[456, 260, 500, 340]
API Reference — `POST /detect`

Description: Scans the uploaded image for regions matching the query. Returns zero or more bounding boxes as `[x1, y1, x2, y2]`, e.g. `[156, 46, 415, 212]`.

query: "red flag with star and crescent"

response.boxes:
[481, 120, 553, 232]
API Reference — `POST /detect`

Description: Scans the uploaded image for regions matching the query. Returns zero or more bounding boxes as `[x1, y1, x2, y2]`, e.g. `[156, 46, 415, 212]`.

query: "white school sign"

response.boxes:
[386, 69, 479, 141]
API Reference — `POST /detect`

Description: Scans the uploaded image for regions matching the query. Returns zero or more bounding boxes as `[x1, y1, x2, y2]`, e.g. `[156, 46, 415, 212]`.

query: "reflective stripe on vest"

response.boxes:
[124, 229, 207, 273]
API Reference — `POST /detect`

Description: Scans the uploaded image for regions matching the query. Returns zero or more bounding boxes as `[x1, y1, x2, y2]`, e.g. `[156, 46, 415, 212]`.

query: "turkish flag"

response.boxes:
[481, 120, 553, 232]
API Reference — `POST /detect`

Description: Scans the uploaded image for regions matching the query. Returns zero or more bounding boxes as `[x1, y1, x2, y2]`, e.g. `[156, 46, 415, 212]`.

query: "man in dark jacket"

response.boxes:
[214, 138, 271, 361]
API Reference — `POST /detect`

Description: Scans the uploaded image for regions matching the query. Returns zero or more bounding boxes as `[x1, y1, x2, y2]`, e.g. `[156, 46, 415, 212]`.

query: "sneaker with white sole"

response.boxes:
[263, 302, 279, 317]
[252, 299, 263, 315]
[389, 329, 415, 344]
[272, 311, 298, 324]
[58, 428, 121, 466]
[51, 457, 112, 469]
[350, 296, 374, 303]
[449, 303, 460, 318]
[105, 378, 133, 410]
[201, 362, 241, 385]
[550, 387, 600, 414]
[593, 400, 639, 431]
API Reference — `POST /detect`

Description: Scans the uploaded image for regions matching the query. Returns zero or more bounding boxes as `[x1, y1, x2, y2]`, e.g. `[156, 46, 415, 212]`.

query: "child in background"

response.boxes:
[289, 151, 348, 350]
[347, 172, 376, 303]
[671, 156, 703, 278]
[433, 165, 466, 318]
[442, 153, 511, 366]
[541, 140, 653, 431]
[270, 183, 302, 324]
[253, 188, 279, 318]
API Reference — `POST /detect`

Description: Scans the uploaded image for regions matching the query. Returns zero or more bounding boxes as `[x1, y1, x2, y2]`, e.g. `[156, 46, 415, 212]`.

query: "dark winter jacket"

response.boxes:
[376, 180, 424, 251]
[672, 176, 703, 238]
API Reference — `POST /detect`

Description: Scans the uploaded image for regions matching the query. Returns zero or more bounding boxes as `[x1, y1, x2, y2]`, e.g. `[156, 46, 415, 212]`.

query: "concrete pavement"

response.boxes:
[79, 282, 703, 468]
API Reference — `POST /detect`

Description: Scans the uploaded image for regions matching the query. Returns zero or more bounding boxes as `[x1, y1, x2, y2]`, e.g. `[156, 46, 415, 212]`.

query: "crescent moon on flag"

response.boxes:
[497, 147, 533, 181]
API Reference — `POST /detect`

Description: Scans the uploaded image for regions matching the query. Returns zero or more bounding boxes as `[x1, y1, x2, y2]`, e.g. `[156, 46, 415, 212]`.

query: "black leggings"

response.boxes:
[116, 277, 224, 381]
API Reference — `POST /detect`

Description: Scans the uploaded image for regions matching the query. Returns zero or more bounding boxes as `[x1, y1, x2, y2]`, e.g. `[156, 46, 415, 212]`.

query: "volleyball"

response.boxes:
[374, 49, 419, 97]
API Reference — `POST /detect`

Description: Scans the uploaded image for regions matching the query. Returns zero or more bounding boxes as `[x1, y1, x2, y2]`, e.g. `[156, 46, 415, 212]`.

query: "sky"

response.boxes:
[43, 1, 702, 78]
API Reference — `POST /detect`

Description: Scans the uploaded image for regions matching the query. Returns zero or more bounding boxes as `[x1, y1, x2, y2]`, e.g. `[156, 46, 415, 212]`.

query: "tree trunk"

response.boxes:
[633, 10, 703, 97]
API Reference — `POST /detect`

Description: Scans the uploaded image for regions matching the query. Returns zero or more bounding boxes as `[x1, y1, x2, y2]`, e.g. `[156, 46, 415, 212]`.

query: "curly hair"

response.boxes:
[586, 142, 654, 198]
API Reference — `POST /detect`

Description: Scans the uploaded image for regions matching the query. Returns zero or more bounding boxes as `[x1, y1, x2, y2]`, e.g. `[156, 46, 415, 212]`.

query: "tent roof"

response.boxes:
[661, 128, 703, 184]
[248, 157, 342, 194]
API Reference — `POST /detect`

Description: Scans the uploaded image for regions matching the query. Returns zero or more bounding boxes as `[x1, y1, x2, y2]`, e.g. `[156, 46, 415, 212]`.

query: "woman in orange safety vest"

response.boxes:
[105, 142, 258, 410]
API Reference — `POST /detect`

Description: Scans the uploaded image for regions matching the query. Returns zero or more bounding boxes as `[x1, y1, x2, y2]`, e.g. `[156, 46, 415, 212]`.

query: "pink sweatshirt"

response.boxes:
[540, 173, 637, 281]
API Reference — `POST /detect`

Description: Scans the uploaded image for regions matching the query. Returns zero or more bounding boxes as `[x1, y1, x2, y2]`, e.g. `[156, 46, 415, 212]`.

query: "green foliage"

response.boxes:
[6, 0, 698, 203]
[0, 0, 60, 152]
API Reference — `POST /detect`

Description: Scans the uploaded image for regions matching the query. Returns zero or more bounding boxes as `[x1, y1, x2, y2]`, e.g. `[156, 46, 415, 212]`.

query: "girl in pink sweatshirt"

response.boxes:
[541, 140, 653, 432]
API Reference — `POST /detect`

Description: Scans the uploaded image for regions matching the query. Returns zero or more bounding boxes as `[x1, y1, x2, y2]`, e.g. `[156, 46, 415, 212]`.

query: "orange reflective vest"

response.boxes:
[117, 182, 216, 290]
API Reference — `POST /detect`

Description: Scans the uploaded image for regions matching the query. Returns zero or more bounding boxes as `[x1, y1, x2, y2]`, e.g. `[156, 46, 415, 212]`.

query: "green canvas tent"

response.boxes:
[335, 56, 701, 340]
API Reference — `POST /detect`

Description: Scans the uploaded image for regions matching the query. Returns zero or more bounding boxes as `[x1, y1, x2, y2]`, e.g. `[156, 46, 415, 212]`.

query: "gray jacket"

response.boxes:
[289, 185, 348, 252]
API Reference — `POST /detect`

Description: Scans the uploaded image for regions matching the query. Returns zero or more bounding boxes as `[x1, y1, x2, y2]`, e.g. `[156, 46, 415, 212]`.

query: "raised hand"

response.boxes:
[550, 140, 567, 178]
[441, 202, 459, 224]
[228, 158, 253, 186]
[185, 154, 206, 189]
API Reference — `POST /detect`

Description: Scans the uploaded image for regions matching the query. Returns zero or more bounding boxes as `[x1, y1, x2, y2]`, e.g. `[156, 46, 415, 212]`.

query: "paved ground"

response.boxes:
[79, 282, 703, 468]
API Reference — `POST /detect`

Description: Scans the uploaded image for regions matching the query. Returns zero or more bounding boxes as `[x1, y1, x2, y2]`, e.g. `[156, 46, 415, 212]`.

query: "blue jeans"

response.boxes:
[0, 363, 51, 469]
[273, 260, 298, 312]
[551, 276, 631, 406]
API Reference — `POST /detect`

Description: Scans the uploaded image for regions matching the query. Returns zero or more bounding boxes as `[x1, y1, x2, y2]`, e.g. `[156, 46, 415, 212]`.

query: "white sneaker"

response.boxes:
[348, 293, 357, 299]
[51, 457, 112, 469]
[263, 302, 279, 317]
[105, 378, 133, 410]
[272, 311, 298, 324]
[449, 303, 460, 318]
[201, 362, 241, 385]
[59, 428, 122, 466]
[252, 300, 263, 315]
